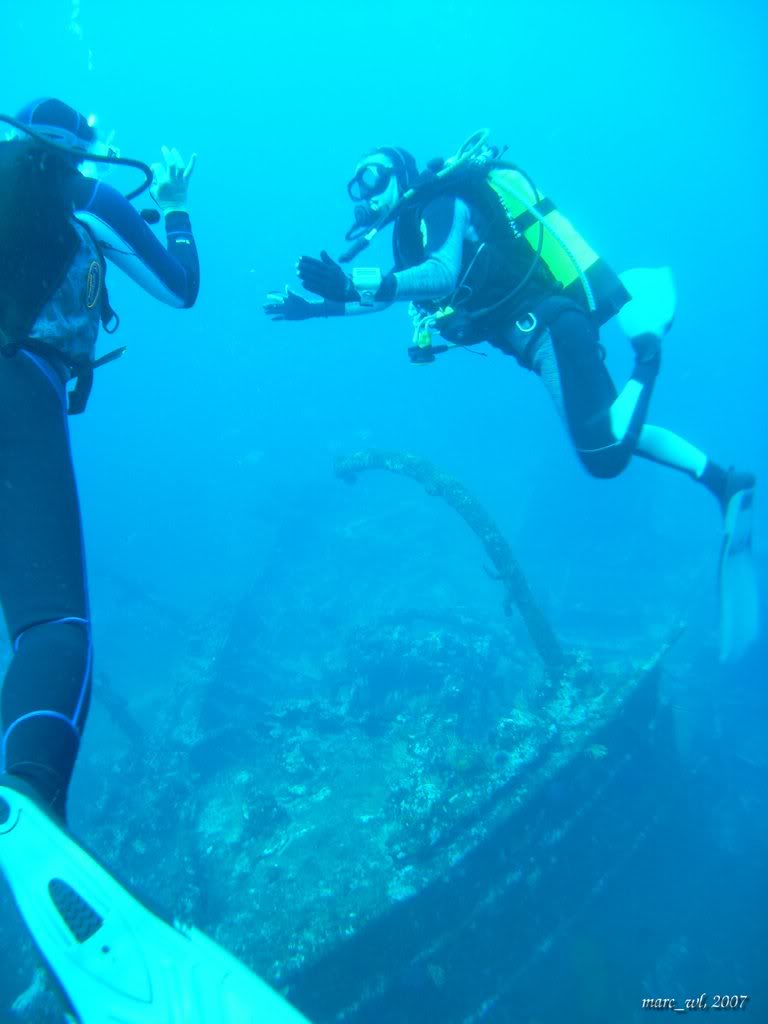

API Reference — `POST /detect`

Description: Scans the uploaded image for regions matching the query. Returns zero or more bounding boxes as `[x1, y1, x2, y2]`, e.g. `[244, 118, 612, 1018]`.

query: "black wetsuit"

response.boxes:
[0, 171, 199, 820]
[369, 194, 718, 486]
[390, 194, 660, 479]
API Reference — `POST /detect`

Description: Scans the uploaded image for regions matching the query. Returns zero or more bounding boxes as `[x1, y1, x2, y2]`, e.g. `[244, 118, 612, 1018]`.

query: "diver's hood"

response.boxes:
[344, 146, 418, 242]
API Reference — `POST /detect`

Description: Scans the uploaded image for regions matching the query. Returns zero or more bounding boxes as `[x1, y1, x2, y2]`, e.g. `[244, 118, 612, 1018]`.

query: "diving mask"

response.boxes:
[347, 162, 394, 202]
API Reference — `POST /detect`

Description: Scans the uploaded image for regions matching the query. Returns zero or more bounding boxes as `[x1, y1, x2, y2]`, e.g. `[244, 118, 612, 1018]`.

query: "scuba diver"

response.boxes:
[264, 131, 758, 663]
[0, 99, 310, 1023]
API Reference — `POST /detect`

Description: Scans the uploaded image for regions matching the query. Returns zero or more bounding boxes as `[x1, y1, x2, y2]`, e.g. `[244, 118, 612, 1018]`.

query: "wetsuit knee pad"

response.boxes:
[6, 618, 92, 726]
[12, 617, 91, 676]
[576, 444, 631, 480]
[2, 618, 91, 817]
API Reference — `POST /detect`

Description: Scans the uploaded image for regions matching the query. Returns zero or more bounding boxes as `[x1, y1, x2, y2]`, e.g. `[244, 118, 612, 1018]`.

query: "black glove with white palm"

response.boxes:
[263, 288, 319, 321]
[297, 251, 361, 303]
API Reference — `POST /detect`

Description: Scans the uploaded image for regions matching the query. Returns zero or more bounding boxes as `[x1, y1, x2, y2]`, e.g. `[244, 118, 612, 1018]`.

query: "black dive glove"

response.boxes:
[264, 288, 319, 321]
[297, 251, 360, 303]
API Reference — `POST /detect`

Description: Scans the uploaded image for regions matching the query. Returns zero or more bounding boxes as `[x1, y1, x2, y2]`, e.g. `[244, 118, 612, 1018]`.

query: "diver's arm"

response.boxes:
[330, 196, 470, 315]
[389, 195, 469, 301]
[71, 177, 200, 308]
[290, 197, 470, 319]
[264, 289, 346, 320]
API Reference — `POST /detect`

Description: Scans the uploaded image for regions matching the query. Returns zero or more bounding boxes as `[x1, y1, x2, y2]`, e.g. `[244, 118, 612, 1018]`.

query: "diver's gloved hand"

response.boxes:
[151, 146, 197, 214]
[264, 288, 319, 321]
[297, 251, 360, 303]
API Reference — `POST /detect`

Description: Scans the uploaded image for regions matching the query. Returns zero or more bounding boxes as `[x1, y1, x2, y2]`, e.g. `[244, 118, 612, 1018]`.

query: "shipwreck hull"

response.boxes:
[285, 657, 685, 1023]
[0, 642, 689, 1023]
[39, 616, 680, 1024]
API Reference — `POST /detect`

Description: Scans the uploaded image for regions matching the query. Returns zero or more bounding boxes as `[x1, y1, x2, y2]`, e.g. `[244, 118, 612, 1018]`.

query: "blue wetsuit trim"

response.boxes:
[72, 177, 199, 308]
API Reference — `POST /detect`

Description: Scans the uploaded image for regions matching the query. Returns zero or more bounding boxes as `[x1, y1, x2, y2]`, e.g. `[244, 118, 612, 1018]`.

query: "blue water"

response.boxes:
[2, 1, 767, 1020]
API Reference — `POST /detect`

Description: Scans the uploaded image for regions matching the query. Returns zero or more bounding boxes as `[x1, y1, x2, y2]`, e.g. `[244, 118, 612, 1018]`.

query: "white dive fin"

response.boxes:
[617, 266, 677, 339]
[0, 782, 312, 1024]
[718, 482, 760, 662]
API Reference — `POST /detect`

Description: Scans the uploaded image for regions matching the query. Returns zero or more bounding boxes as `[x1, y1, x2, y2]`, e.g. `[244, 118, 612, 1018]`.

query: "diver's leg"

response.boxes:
[0, 351, 92, 823]
[528, 307, 661, 478]
[520, 266, 677, 476]
[534, 317, 753, 503]
[634, 424, 755, 511]
[518, 300, 758, 659]
[528, 319, 758, 659]
[0, 353, 313, 1023]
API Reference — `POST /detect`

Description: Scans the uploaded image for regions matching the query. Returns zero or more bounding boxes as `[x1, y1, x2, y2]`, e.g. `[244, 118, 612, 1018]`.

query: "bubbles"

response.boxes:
[68, 0, 83, 38]
[68, 0, 95, 73]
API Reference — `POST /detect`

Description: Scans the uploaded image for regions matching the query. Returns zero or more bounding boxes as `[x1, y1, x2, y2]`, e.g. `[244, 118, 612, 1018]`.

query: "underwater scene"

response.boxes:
[1, 1, 766, 1021]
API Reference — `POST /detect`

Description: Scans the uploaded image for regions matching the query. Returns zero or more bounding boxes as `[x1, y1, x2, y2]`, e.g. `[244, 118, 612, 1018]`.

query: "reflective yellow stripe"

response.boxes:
[487, 170, 537, 218]
[526, 210, 599, 287]
[488, 170, 599, 286]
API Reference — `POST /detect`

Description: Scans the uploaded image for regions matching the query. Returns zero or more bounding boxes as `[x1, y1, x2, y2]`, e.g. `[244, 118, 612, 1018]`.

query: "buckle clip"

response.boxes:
[515, 312, 538, 334]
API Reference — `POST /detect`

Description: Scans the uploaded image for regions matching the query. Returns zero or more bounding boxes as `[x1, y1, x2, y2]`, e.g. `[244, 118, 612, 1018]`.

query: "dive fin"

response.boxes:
[718, 476, 760, 662]
[0, 781, 312, 1024]
[617, 267, 677, 341]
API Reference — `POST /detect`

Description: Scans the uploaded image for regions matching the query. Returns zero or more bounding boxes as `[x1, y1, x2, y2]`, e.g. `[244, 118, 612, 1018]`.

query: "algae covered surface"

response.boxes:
[74, 598, 650, 986]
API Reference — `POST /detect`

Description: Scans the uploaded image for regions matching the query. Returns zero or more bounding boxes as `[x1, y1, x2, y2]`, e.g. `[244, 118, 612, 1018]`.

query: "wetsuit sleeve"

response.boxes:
[336, 197, 470, 318]
[71, 177, 199, 308]
[390, 196, 469, 301]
